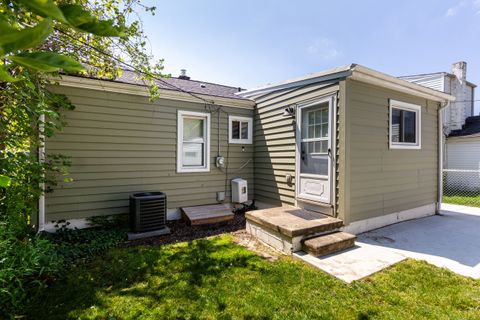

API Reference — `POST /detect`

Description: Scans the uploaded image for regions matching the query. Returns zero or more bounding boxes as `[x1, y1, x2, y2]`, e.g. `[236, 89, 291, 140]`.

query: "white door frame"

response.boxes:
[295, 94, 336, 206]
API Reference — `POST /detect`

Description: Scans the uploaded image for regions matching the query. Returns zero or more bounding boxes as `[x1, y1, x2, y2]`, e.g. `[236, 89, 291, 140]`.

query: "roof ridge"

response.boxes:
[121, 69, 243, 90]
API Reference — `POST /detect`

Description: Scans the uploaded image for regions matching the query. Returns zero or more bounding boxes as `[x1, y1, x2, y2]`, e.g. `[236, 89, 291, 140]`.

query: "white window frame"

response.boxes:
[228, 115, 253, 144]
[389, 99, 422, 150]
[177, 110, 210, 173]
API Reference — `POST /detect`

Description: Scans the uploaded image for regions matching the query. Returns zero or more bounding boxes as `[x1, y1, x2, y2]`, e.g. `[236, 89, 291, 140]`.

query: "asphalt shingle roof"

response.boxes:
[116, 69, 248, 100]
[449, 116, 480, 137]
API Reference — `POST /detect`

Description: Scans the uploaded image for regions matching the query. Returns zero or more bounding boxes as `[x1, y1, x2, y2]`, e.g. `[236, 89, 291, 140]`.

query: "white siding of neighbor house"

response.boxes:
[401, 74, 445, 92]
[446, 137, 480, 170]
[445, 137, 480, 192]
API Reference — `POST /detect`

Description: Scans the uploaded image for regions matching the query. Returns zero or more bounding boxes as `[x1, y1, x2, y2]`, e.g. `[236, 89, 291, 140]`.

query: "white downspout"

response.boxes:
[437, 102, 449, 214]
[38, 114, 45, 232]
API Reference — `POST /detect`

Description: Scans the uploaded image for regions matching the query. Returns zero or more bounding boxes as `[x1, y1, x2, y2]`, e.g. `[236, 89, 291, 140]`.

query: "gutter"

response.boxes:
[437, 102, 450, 214]
[38, 114, 45, 232]
[350, 65, 455, 103]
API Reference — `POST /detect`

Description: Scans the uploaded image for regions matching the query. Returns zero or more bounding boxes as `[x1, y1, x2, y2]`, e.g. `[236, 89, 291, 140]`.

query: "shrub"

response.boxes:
[0, 223, 62, 318]
[0, 223, 127, 318]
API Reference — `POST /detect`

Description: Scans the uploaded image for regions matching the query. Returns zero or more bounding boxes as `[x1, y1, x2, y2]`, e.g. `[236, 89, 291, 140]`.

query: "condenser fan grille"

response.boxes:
[130, 192, 167, 233]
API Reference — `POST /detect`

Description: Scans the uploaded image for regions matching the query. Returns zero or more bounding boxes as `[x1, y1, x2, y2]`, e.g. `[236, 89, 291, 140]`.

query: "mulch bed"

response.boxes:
[125, 212, 246, 247]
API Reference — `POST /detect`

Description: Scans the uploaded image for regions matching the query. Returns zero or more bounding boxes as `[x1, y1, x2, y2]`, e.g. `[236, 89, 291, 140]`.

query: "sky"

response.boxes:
[139, 0, 480, 113]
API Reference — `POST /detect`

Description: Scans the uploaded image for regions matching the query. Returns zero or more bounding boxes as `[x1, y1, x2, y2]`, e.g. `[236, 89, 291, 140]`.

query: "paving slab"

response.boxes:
[294, 243, 405, 283]
[294, 203, 480, 282]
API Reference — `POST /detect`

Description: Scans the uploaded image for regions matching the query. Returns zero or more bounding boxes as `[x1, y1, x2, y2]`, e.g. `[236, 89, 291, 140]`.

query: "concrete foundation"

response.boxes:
[246, 220, 302, 254]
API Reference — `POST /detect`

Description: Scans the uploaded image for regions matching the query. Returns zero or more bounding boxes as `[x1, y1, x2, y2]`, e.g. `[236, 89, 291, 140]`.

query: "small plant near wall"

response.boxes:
[42, 223, 127, 266]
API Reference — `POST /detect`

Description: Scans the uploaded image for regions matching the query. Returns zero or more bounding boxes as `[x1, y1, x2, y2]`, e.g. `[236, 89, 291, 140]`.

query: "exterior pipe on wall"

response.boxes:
[38, 114, 45, 232]
[437, 102, 449, 214]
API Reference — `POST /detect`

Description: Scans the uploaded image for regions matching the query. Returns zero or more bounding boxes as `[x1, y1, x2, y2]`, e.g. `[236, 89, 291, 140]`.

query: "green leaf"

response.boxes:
[59, 4, 96, 26]
[0, 18, 53, 54]
[60, 4, 125, 37]
[0, 66, 20, 82]
[9, 52, 85, 73]
[0, 175, 11, 187]
[14, 0, 67, 23]
[77, 20, 126, 37]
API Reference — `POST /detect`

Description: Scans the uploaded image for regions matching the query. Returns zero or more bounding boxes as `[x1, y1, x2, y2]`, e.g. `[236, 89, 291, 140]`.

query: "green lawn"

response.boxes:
[27, 235, 480, 320]
[443, 194, 480, 208]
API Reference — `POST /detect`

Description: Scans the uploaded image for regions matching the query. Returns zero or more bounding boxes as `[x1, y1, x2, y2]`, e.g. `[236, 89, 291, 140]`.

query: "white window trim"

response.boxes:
[177, 110, 211, 173]
[228, 115, 253, 144]
[389, 99, 422, 150]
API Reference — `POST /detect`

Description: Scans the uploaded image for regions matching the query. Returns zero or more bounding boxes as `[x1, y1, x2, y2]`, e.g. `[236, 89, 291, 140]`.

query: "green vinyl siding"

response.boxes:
[253, 82, 340, 206]
[45, 86, 254, 222]
[344, 79, 439, 224]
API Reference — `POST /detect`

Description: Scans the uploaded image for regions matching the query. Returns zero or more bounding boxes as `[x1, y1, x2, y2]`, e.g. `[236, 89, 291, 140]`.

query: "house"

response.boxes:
[42, 64, 454, 256]
[399, 61, 476, 134]
[400, 62, 479, 193]
[444, 114, 480, 193]
[43, 70, 256, 230]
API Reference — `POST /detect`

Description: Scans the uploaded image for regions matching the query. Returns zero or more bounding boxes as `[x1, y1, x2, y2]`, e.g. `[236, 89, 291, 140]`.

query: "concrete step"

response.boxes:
[246, 207, 343, 238]
[302, 231, 356, 257]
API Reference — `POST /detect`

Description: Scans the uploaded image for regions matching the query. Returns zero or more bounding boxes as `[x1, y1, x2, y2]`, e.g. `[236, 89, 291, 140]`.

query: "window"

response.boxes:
[177, 110, 210, 172]
[228, 116, 252, 144]
[300, 102, 330, 176]
[389, 100, 421, 149]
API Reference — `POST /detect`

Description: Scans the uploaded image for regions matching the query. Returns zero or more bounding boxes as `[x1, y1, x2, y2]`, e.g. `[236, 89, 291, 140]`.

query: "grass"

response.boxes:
[27, 235, 480, 320]
[443, 194, 480, 208]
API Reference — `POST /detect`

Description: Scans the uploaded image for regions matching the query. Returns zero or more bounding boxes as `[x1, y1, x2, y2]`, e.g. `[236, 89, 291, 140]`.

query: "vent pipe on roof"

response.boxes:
[178, 69, 190, 80]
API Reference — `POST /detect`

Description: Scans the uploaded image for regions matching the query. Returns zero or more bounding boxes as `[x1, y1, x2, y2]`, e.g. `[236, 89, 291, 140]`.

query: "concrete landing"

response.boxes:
[181, 203, 234, 226]
[294, 204, 480, 282]
[246, 207, 343, 237]
[294, 243, 406, 283]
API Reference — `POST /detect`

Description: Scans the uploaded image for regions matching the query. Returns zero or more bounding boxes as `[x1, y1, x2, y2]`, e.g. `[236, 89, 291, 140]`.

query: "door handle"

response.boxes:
[328, 148, 333, 159]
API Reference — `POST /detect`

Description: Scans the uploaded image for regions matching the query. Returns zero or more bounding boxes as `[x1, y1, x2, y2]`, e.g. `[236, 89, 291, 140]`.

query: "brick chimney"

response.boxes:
[452, 61, 467, 82]
[447, 61, 468, 131]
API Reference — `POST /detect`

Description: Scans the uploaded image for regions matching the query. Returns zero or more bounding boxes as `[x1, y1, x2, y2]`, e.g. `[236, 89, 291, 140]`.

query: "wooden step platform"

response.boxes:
[246, 207, 343, 238]
[302, 231, 356, 257]
[181, 203, 234, 226]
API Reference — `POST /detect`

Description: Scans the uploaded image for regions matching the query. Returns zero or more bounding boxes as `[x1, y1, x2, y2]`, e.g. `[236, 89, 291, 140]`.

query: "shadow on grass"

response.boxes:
[26, 236, 264, 319]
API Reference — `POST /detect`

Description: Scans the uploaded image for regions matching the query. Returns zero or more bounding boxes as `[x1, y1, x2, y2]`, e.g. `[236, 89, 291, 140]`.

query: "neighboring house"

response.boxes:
[42, 64, 453, 240]
[400, 61, 476, 134]
[401, 62, 479, 192]
[444, 116, 480, 192]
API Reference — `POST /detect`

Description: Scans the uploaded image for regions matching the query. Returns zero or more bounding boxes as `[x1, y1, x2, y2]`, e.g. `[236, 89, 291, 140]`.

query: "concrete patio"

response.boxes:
[295, 203, 480, 282]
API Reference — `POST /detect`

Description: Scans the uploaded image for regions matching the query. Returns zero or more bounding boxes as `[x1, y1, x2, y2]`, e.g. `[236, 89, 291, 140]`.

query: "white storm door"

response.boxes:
[296, 97, 333, 204]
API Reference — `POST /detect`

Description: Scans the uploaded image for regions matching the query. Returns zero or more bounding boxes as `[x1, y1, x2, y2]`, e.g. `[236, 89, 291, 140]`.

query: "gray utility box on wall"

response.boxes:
[129, 192, 167, 233]
[231, 178, 248, 203]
